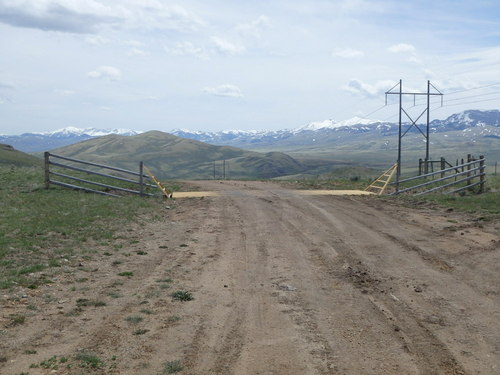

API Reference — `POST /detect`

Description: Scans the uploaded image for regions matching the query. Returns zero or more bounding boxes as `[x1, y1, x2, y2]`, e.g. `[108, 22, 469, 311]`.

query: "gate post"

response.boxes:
[479, 155, 485, 194]
[44, 152, 50, 189]
[139, 161, 144, 197]
[440, 157, 446, 178]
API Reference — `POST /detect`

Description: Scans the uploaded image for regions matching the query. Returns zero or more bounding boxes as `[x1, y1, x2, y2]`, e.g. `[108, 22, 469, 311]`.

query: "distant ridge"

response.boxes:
[1, 110, 498, 156]
[48, 131, 309, 180]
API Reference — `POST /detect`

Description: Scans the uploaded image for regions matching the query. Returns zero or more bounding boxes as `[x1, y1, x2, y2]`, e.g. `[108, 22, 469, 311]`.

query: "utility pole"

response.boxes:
[385, 80, 443, 192]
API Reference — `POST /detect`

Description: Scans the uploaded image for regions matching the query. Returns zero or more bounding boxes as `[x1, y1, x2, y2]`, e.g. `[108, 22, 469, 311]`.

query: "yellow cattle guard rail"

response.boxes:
[143, 166, 173, 198]
[364, 163, 397, 195]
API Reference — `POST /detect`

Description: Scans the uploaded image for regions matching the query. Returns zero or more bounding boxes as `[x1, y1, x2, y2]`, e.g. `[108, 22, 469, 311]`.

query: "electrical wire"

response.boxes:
[444, 82, 500, 96]
[443, 91, 500, 103]
[441, 96, 500, 108]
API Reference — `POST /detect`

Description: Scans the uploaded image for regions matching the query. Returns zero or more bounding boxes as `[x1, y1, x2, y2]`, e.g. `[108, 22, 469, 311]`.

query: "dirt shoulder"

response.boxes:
[1, 180, 499, 374]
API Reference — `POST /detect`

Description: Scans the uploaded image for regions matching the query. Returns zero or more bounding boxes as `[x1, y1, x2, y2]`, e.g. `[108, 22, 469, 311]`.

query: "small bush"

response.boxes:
[164, 360, 183, 373]
[75, 349, 104, 369]
[170, 290, 193, 301]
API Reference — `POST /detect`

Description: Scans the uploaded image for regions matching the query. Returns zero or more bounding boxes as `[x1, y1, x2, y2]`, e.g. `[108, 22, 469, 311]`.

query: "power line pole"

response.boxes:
[385, 80, 443, 192]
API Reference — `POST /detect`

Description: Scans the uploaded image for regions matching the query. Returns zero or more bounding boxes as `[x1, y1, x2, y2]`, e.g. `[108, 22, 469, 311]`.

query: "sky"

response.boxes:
[1, 0, 500, 135]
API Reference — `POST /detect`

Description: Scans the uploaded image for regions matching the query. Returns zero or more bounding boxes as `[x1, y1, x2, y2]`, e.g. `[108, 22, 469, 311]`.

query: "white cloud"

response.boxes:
[168, 41, 209, 60]
[388, 43, 416, 53]
[0, 0, 203, 33]
[203, 84, 242, 98]
[53, 89, 75, 96]
[85, 35, 109, 45]
[236, 15, 270, 38]
[123, 39, 143, 47]
[128, 48, 147, 56]
[87, 66, 122, 81]
[211, 36, 245, 55]
[345, 79, 396, 97]
[333, 48, 364, 59]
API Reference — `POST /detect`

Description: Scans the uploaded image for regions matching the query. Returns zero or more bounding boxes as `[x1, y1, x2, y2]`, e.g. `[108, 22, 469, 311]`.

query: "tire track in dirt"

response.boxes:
[276, 192, 497, 374]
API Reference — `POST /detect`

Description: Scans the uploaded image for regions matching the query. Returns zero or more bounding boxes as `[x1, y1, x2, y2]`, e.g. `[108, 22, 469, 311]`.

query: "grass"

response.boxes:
[163, 360, 183, 373]
[9, 314, 26, 326]
[391, 175, 500, 216]
[125, 315, 144, 324]
[0, 166, 159, 290]
[76, 298, 107, 307]
[170, 290, 194, 301]
[75, 349, 104, 369]
[118, 271, 134, 277]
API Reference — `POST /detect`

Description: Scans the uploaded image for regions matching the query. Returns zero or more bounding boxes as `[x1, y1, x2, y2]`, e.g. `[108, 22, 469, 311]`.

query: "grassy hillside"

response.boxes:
[0, 165, 159, 290]
[0, 144, 42, 167]
[48, 131, 332, 180]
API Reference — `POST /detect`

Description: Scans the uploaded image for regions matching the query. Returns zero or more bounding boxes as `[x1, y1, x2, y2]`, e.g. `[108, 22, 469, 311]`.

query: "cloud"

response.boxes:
[345, 79, 396, 98]
[0, 0, 203, 33]
[85, 35, 109, 45]
[236, 15, 270, 38]
[333, 48, 364, 59]
[128, 48, 147, 56]
[0, 0, 118, 33]
[211, 36, 245, 55]
[203, 84, 242, 98]
[53, 89, 75, 96]
[0, 82, 15, 90]
[87, 66, 122, 81]
[168, 41, 209, 60]
[388, 43, 416, 53]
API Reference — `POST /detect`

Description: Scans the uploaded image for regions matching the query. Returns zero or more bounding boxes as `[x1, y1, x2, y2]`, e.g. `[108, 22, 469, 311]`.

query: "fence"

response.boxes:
[44, 152, 156, 197]
[394, 155, 486, 195]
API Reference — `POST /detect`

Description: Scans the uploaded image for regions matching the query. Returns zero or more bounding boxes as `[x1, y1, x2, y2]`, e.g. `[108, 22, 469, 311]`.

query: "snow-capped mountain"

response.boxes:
[171, 110, 500, 149]
[294, 117, 380, 132]
[1, 110, 499, 153]
[39, 127, 140, 137]
[0, 127, 140, 152]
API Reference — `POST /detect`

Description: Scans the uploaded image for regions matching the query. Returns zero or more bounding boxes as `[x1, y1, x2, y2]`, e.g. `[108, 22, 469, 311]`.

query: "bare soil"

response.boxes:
[1, 180, 499, 375]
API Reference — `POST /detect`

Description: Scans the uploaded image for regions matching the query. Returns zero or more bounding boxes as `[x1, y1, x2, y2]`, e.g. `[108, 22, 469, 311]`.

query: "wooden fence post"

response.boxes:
[139, 161, 144, 197]
[440, 157, 446, 179]
[44, 152, 50, 189]
[479, 155, 485, 194]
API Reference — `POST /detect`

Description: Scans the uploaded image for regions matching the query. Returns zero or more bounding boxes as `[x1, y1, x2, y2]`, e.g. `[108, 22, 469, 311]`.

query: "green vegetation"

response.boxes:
[118, 271, 134, 277]
[0, 166, 159, 290]
[390, 175, 500, 216]
[9, 313, 26, 326]
[133, 329, 149, 335]
[170, 290, 194, 301]
[0, 144, 42, 167]
[76, 298, 106, 307]
[163, 360, 184, 373]
[125, 315, 144, 324]
[75, 350, 104, 369]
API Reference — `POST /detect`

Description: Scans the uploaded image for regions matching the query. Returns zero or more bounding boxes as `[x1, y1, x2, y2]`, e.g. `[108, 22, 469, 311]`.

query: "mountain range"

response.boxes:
[1, 110, 499, 177]
[2, 110, 498, 155]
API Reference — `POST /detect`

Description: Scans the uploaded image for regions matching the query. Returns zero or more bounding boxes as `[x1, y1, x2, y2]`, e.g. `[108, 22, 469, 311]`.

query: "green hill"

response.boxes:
[48, 131, 309, 179]
[0, 144, 42, 167]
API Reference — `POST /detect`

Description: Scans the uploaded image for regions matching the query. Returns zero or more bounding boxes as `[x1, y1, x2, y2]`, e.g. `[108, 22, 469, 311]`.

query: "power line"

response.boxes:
[444, 91, 500, 103]
[441, 96, 500, 108]
[444, 82, 500, 96]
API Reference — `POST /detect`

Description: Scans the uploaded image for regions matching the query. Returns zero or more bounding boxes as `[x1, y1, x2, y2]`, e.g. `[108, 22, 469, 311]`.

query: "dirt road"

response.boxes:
[2, 181, 499, 374]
